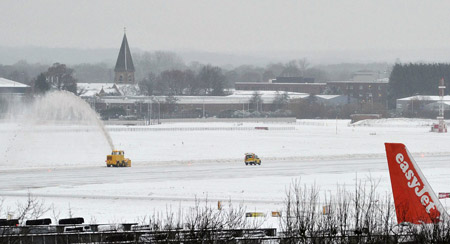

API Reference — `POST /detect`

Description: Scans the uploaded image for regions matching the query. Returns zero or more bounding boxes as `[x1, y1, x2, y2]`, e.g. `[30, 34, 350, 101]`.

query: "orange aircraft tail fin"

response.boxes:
[385, 143, 445, 224]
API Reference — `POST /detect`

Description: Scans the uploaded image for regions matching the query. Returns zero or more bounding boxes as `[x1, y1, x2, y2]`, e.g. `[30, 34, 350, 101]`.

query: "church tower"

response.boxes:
[114, 30, 135, 84]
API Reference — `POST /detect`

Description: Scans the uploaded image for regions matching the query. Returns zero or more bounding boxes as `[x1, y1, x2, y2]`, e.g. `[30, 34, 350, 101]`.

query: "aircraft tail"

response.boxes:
[385, 143, 446, 224]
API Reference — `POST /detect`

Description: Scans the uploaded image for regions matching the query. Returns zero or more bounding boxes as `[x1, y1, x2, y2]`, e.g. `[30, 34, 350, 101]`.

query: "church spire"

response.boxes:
[114, 30, 135, 84]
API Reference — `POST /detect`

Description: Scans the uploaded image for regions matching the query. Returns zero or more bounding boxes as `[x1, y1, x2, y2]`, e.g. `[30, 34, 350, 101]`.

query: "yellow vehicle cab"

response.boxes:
[106, 150, 131, 167]
[245, 153, 261, 166]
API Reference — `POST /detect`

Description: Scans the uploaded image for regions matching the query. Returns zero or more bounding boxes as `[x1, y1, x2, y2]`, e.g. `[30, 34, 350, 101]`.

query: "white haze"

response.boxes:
[1, 0, 450, 64]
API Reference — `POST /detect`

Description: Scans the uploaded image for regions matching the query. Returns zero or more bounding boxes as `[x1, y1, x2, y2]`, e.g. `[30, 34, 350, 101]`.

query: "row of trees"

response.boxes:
[0, 61, 47, 85]
[127, 53, 390, 87]
[389, 63, 450, 107]
[138, 65, 227, 96]
[132, 52, 329, 85]
[1, 53, 391, 100]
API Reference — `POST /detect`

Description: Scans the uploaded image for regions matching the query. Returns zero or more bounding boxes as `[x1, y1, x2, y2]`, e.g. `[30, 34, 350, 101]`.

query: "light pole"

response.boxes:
[147, 101, 150, 125]
[152, 96, 161, 124]
[203, 98, 205, 118]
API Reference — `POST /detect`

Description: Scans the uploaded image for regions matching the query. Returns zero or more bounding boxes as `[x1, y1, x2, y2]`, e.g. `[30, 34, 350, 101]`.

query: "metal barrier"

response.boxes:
[0, 227, 278, 244]
[103, 117, 297, 125]
[0, 229, 419, 244]
[107, 126, 295, 132]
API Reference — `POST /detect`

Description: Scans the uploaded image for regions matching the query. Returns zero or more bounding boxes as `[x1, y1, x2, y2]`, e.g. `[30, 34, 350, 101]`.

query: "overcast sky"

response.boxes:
[2, 0, 450, 63]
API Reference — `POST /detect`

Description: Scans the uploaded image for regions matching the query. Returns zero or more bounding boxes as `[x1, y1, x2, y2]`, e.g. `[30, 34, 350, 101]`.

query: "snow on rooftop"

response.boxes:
[397, 95, 450, 101]
[326, 78, 388, 84]
[315, 94, 342, 99]
[78, 83, 118, 97]
[0, 77, 29, 88]
[78, 83, 140, 97]
[100, 90, 309, 104]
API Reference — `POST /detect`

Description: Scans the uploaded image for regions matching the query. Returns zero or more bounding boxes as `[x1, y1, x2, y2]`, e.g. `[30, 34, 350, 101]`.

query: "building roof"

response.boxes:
[272, 77, 315, 83]
[235, 82, 326, 86]
[326, 78, 389, 84]
[78, 83, 119, 97]
[78, 82, 140, 97]
[0, 77, 29, 88]
[397, 95, 450, 101]
[114, 34, 135, 72]
[99, 90, 309, 105]
[315, 94, 342, 100]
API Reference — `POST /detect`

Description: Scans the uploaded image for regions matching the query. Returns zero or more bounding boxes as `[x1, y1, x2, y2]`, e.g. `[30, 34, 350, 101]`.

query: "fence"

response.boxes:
[0, 228, 277, 244]
[0, 228, 418, 244]
[103, 117, 297, 126]
[107, 126, 296, 132]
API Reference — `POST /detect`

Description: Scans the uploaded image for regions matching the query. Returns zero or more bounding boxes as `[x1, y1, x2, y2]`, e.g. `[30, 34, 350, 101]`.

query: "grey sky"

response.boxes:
[2, 0, 450, 63]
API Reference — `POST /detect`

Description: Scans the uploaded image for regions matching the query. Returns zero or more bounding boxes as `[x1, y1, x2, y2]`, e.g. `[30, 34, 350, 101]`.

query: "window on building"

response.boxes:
[359, 85, 363, 90]
[349, 85, 353, 90]
[119, 75, 123, 82]
[378, 86, 381, 91]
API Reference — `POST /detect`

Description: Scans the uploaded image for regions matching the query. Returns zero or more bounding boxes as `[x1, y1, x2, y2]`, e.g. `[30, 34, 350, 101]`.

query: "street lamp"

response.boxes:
[202, 98, 205, 118]
[242, 100, 245, 119]
[152, 96, 161, 124]
[147, 101, 150, 125]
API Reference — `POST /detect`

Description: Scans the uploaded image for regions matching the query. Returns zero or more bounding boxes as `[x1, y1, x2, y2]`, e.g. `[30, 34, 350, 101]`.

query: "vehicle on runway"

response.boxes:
[245, 153, 261, 165]
[106, 150, 131, 167]
[385, 143, 447, 224]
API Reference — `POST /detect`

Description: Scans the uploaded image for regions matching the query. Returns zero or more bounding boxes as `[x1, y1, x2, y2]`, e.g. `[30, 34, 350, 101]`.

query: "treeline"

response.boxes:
[139, 65, 228, 96]
[73, 57, 390, 86]
[0, 61, 47, 85]
[0, 51, 391, 87]
[389, 63, 450, 106]
[134, 53, 330, 93]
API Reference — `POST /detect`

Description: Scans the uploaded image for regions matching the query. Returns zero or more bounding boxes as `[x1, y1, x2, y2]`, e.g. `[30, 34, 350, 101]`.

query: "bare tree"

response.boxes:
[138, 72, 157, 95]
[272, 91, 290, 111]
[249, 91, 263, 112]
[160, 70, 186, 95]
[14, 193, 50, 221]
[198, 65, 226, 96]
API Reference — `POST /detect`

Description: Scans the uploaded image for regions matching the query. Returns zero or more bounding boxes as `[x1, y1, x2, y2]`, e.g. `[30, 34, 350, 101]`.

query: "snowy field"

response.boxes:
[2, 118, 450, 227]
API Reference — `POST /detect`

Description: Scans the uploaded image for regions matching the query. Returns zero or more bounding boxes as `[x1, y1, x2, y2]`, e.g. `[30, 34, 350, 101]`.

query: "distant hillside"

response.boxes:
[0, 46, 117, 65]
[0, 46, 279, 67]
[4, 46, 450, 68]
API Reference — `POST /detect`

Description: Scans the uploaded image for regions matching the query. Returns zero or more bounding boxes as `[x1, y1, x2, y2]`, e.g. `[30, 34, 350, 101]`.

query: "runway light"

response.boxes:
[272, 211, 281, 217]
[246, 212, 265, 217]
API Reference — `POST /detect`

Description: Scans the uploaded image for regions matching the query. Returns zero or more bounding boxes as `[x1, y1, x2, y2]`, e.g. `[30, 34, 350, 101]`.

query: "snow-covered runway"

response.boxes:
[2, 119, 450, 225]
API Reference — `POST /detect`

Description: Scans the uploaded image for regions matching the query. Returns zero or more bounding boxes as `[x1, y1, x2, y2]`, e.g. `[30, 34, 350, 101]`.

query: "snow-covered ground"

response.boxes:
[1, 118, 450, 227]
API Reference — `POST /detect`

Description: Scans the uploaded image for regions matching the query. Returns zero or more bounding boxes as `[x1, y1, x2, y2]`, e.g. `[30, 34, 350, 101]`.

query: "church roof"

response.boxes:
[114, 34, 135, 72]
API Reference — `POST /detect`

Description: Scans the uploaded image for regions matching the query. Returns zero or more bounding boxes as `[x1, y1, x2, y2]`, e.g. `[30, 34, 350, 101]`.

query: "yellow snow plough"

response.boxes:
[245, 153, 261, 166]
[106, 150, 131, 167]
